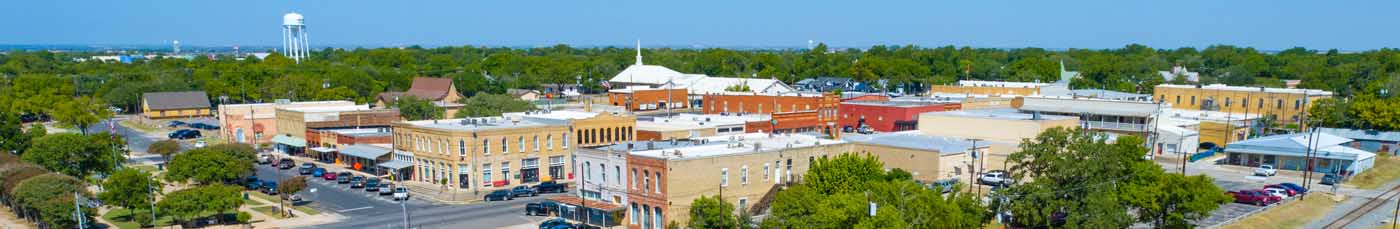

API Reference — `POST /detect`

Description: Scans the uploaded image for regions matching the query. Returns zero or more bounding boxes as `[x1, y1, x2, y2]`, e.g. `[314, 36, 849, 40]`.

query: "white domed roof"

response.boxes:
[283, 12, 304, 26]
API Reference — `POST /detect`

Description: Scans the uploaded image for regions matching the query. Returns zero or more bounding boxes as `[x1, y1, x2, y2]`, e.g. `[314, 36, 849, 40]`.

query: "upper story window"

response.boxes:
[721, 168, 729, 187]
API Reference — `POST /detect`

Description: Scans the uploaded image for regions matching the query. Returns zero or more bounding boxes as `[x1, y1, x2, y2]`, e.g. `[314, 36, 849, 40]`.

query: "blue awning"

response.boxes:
[341, 144, 391, 160]
[271, 135, 306, 148]
[378, 160, 412, 169]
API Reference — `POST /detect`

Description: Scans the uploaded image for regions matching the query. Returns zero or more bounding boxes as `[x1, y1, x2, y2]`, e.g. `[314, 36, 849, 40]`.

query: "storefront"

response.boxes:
[271, 134, 306, 155]
[548, 196, 626, 228]
[340, 144, 391, 175]
[522, 158, 540, 183]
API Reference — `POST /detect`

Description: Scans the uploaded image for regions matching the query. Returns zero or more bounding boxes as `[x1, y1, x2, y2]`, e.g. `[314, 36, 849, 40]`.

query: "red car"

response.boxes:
[323, 171, 338, 181]
[1228, 189, 1282, 206]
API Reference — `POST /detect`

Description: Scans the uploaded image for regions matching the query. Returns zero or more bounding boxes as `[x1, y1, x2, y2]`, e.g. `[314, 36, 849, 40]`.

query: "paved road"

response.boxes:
[253, 162, 558, 229]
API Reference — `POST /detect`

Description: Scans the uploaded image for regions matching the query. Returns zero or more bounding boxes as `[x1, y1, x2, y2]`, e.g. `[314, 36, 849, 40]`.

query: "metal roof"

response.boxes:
[842, 131, 987, 155]
[142, 91, 211, 110]
[1016, 97, 1160, 117]
[340, 144, 391, 160]
[1317, 128, 1400, 142]
[1225, 132, 1374, 161]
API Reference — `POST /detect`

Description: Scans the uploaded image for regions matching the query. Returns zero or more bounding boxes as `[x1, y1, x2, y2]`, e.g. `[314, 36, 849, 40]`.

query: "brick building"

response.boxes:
[218, 100, 357, 146]
[271, 104, 399, 154]
[1153, 84, 1332, 127]
[839, 100, 961, 132]
[702, 92, 840, 136]
[607, 88, 689, 111]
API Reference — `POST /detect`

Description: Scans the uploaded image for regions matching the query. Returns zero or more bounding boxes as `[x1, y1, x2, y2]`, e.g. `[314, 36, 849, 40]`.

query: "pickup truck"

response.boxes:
[532, 181, 569, 194]
[1227, 189, 1281, 206]
[1253, 165, 1277, 177]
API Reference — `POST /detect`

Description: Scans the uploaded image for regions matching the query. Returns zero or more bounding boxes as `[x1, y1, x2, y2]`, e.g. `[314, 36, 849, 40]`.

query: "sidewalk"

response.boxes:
[267, 151, 482, 205]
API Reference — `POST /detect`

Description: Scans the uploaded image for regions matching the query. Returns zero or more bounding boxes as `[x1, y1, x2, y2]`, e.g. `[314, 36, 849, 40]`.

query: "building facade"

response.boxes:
[141, 91, 212, 119]
[218, 100, 356, 146]
[839, 100, 961, 132]
[917, 109, 1079, 144]
[392, 117, 574, 191]
[608, 88, 689, 111]
[1153, 84, 1332, 126]
[927, 80, 1045, 97]
[506, 110, 638, 148]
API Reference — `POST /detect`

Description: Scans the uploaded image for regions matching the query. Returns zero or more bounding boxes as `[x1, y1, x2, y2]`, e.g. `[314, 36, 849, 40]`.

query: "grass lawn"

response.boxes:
[247, 190, 279, 203]
[132, 164, 159, 173]
[119, 119, 161, 133]
[1222, 194, 1344, 229]
[102, 207, 177, 229]
[293, 205, 321, 215]
[1350, 154, 1400, 189]
[250, 206, 287, 219]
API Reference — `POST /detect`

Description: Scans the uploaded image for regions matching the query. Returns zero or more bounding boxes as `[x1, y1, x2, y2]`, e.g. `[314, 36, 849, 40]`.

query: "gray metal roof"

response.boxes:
[378, 160, 412, 169]
[843, 132, 987, 155]
[340, 144, 391, 160]
[142, 91, 211, 110]
[1317, 128, 1400, 142]
[1225, 132, 1373, 161]
[1016, 97, 1159, 117]
[1069, 89, 1151, 100]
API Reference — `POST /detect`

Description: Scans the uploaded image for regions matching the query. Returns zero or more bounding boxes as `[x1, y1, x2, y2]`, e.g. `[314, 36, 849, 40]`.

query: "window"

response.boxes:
[763, 163, 770, 181]
[519, 136, 526, 152]
[1190, 96, 1196, 106]
[482, 164, 493, 184]
[534, 136, 540, 151]
[632, 169, 638, 188]
[501, 138, 508, 154]
[738, 198, 748, 211]
[483, 139, 491, 155]
[562, 133, 570, 149]
[643, 170, 651, 192]
[458, 139, 466, 157]
[1277, 99, 1283, 109]
[1225, 97, 1232, 107]
[741, 166, 748, 185]
[1175, 96, 1181, 104]
[631, 203, 640, 225]
[1243, 99, 1249, 108]
[721, 168, 729, 187]
[585, 162, 592, 181]
[546, 135, 553, 149]
[655, 173, 661, 193]
[1295, 99, 1301, 110]
[501, 162, 511, 181]
[601, 163, 607, 183]
[615, 166, 621, 185]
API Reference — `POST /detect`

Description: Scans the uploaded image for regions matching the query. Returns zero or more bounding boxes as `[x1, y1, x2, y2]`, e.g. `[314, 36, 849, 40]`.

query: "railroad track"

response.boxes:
[1323, 185, 1400, 229]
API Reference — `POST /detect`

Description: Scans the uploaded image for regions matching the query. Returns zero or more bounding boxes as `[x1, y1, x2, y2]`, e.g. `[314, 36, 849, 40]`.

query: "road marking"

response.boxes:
[337, 206, 373, 213]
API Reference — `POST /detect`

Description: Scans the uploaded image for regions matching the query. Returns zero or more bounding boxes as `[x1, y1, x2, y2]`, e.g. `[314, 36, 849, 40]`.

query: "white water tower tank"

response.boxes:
[281, 12, 310, 64]
[283, 12, 304, 26]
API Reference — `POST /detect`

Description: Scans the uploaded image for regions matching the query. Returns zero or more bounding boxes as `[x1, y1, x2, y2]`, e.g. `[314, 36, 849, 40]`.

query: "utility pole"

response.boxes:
[74, 192, 86, 229]
[970, 139, 983, 197]
[398, 169, 410, 228]
[147, 174, 157, 225]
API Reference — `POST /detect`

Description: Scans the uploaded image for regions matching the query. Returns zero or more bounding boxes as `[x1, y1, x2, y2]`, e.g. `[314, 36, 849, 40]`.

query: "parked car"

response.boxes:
[1227, 189, 1281, 206]
[533, 181, 569, 194]
[245, 178, 263, 190]
[350, 176, 366, 188]
[526, 201, 560, 216]
[257, 154, 272, 164]
[262, 181, 279, 195]
[929, 178, 960, 193]
[1321, 174, 1341, 185]
[278, 159, 296, 170]
[1276, 182, 1308, 194]
[189, 123, 220, 130]
[299, 163, 316, 175]
[336, 172, 352, 183]
[485, 190, 515, 201]
[323, 171, 338, 180]
[365, 178, 382, 191]
[379, 183, 396, 195]
[283, 193, 302, 202]
[167, 129, 201, 140]
[1263, 184, 1298, 197]
[167, 121, 187, 128]
[539, 218, 575, 229]
[857, 126, 874, 134]
[312, 168, 326, 178]
[193, 140, 207, 148]
[512, 185, 538, 197]
[1264, 188, 1290, 199]
[393, 187, 410, 201]
[1253, 165, 1277, 177]
[979, 170, 1013, 186]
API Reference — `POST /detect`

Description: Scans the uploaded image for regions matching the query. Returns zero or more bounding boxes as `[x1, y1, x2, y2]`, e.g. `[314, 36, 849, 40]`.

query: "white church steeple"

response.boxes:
[635, 39, 643, 65]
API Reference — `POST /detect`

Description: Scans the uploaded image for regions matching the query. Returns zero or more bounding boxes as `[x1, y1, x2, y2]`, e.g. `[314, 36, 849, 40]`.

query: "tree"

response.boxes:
[51, 96, 109, 134]
[279, 176, 307, 198]
[393, 96, 443, 121]
[99, 168, 161, 222]
[148, 139, 182, 161]
[1002, 127, 1226, 227]
[0, 111, 27, 154]
[21, 133, 118, 178]
[454, 93, 537, 118]
[164, 144, 255, 184]
[762, 153, 988, 229]
[13, 173, 91, 229]
[688, 195, 738, 229]
[157, 184, 243, 225]
[804, 153, 887, 194]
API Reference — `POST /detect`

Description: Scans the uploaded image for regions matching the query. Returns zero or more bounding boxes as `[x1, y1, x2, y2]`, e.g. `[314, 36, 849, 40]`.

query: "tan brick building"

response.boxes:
[927, 80, 1047, 97]
[392, 117, 574, 191]
[218, 100, 356, 146]
[1153, 84, 1331, 127]
[141, 91, 212, 119]
[271, 104, 399, 154]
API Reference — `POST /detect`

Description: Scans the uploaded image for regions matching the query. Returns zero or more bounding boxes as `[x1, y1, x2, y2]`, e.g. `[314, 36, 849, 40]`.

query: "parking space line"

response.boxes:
[337, 206, 374, 213]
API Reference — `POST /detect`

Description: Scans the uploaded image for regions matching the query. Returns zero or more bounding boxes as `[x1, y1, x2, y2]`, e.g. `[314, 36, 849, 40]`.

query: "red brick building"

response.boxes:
[839, 100, 962, 132]
[841, 94, 889, 102]
[704, 93, 840, 137]
[609, 88, 689, 111]
[743, 111, 838, 138]
[626, 154, 670, 229]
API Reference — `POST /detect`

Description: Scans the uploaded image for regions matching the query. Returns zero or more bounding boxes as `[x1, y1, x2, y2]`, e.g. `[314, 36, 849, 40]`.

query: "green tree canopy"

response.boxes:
[762, 153, 988, 229]
[393, 96, 444, 121]
[454, 93, 536, 118]
[156, 184, 243, 224]
[148, 139, 182, 160]
[279, 176, 307, 198]
[164, 143, 255, 184]
[21, 132, 119, 178]
[13, 173, 91, 229]
[99, 168, 162, 218]
[688, 195, 738, 229]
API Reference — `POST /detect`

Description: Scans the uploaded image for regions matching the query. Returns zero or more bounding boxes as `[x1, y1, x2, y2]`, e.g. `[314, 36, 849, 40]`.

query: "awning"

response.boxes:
[310, 147, 336, 153]
[341, 144, 391, 160]
[271, 135, 306, 147]
[548, 196, 626, 211]
[378, 160, 412, 169]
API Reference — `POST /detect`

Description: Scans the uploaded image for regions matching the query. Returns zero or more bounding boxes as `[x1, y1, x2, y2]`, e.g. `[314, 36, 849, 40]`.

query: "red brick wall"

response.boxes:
[838, 102, 960, 132]
[840, 94, 890, 102]
[627, 155, 670, 228]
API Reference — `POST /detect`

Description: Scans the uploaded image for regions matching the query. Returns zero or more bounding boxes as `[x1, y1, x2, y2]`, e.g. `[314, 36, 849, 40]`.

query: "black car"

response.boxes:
[277, 159, 296, 170]
[336, 172, 352, 183]
[365, 178, 382, 191]
[511, 185, 538, 197]
[350, 176, 366, 188]
[167, 121, 187, 128]
[262, 181, 279, 195]
[526, 201, 560, 216]
[188, 123, 220, 130]
[539, 218, 575, 229]
[167, 129, 201, 140]
[485, 190, 514, 201]
[533, 181, 568, 194]
[298, 163, 316, 175]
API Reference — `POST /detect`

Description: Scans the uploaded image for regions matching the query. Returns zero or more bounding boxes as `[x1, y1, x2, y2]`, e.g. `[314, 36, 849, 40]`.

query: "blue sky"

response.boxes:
[2, 0, 1396, 50]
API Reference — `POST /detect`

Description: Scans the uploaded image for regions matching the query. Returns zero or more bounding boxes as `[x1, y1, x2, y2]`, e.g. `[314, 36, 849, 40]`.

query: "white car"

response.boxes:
[979, 171, 1013, 186]
[1264, 188, 1290, 199]
[193, 140, 207, 148]
[393, 187, 410, 201]
[1254, 165, 1277, 177]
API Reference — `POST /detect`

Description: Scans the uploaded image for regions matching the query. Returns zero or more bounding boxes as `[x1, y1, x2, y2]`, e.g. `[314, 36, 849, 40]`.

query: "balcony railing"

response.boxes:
[1085, 121, 1146, 132]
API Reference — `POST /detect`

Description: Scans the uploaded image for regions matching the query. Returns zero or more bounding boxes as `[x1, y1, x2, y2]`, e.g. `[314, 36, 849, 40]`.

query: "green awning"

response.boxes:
[271, 135, 306, 147]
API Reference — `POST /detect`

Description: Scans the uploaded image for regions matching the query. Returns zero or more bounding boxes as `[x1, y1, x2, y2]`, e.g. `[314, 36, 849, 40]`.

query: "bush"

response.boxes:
[236, 211, 252, 224]
[133, 211, 154, 227]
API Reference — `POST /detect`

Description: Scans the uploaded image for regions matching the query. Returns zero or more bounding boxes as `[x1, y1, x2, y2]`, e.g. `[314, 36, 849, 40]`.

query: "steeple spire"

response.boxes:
[635, 39, 643, 65]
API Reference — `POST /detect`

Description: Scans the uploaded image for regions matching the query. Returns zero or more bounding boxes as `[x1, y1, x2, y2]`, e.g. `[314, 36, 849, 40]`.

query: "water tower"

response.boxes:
[282, 12, 310, 63]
